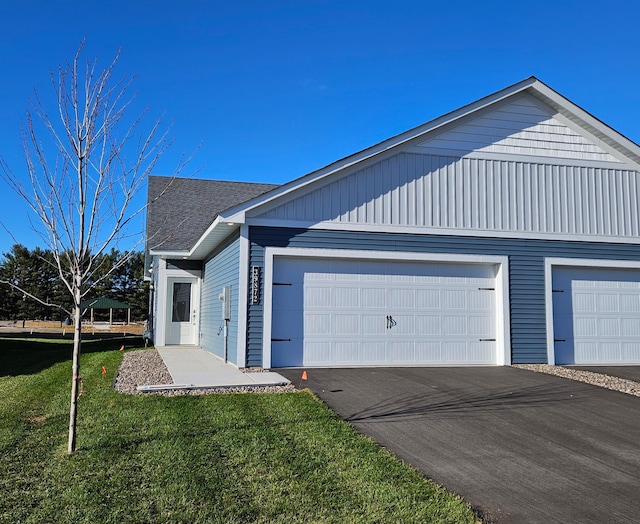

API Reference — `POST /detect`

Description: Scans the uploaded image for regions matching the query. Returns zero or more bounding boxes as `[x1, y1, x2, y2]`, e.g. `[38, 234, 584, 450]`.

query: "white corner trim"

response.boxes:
[236, 225, 249, 368]
[544, 257, 640, 365]
[495, 260, 512, 366]
[261, 247, 511, 368]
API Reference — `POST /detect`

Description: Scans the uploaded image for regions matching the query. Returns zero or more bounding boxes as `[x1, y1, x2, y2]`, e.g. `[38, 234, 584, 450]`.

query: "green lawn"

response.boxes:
[0, 337, 479, 523]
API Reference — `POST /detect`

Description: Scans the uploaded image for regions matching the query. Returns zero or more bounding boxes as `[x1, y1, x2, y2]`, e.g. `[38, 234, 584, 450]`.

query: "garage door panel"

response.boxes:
[304, 286, 332, 308]
[389, 289, 415, 308]
[334, 342, 360, 364]
[621, 318, 640, 337]
[389, 341, 415, 361]
[442, 341, 468, 362]
[334, 314, 360, 335]
[416, 315, 441, 335]
[390, 315, 415, 334]
[416, 289, 441, 308]
[361, 342, 387, 363]
[272, 257, 498, 367]
[416, 342, 442, 362]
[305, 313, 331, 335]
[622, 343, 640, 360]
[334, 287, 360, 308]
[467, 341, 496, 363]
[574, 292, 596, 312]
[442, 290, 467, 308]
[362, 315, 386, 334]
[468, 289, 494, 309]
[304, 342, 331, 365]
[598, 294, 619, 312]
[442, 316, 467, 335]
[469, 315, 494, 335]
[620, 295, 640, 312]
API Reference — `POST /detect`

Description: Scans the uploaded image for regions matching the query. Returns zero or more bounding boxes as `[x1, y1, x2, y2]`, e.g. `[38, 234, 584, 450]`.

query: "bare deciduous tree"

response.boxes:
[0, 41, 189, 453]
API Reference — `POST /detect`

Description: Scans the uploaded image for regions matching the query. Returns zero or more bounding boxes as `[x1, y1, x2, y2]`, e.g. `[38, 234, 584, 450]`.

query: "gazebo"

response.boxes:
[81, 297, 132, 325]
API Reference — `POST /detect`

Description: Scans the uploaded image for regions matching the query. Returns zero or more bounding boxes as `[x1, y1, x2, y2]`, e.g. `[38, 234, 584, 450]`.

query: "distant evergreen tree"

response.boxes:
[0, 245, 147, 321]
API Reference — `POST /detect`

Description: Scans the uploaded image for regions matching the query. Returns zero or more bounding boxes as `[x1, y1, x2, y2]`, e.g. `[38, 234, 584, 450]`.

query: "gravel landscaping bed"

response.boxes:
[114, 349, 296, 396]
[514, 364, 640, 397]
[115, 350, 640, 398]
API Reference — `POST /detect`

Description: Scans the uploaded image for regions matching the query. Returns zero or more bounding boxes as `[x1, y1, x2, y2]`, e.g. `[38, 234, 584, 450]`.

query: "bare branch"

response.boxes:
[0, 278, 72, 316]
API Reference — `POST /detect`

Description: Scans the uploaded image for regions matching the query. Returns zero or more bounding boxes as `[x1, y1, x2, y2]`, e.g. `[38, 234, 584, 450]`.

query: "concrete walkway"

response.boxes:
[147, 346, 290, 391]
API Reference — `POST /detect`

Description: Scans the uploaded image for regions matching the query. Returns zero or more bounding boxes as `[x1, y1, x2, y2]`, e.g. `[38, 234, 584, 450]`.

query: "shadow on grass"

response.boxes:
[0, 334, 145, 377]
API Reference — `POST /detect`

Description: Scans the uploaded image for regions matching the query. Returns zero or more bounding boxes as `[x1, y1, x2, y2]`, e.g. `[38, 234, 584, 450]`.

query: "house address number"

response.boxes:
[251, 266, 261, 305]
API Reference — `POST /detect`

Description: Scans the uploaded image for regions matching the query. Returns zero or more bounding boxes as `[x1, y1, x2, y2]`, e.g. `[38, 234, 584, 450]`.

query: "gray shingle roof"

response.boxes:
[146, 176, 279, 252]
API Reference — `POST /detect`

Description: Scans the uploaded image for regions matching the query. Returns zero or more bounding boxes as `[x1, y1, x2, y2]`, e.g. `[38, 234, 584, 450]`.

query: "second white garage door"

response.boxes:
[270, 257, 499, 367]
[552, 266, 640, 365]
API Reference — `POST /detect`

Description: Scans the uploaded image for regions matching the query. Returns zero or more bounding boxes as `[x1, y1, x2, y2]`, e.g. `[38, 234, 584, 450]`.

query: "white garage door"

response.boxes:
[270, 257, 498, 367]
[552, 267, 640, 365]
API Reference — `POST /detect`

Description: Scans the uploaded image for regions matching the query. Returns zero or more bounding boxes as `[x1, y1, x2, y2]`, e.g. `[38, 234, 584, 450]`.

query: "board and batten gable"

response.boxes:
[250, 93, 639, 243]
[199, 232, 240, 364]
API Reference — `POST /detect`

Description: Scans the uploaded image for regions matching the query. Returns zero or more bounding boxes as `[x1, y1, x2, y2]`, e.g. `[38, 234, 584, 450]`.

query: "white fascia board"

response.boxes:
[170, 219, 241, 261]
[189, 215, 223, 256]
[262, 247, 511, 368]
[544, 257, 640, 365]
[148, 249, 190, 257]
[244, 217, 640, 245]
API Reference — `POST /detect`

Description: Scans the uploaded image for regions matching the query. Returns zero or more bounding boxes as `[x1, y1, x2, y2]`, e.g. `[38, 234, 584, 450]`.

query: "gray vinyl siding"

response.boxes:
[246, 226, 640, 367]
[200, 232, 240, 364]
[417, 93, 620, 162]
[256, 153, 638, 240]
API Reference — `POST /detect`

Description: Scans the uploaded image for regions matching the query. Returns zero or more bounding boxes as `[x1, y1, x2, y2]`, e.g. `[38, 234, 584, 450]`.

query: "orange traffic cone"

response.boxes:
[101, 366, 107, 375]
[301, 370, 308, 381]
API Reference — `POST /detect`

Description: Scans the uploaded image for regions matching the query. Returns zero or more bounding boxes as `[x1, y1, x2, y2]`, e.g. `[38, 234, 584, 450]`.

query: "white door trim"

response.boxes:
[155, 261, 201, 347]
[165, 276, 200, 345]
[545, 257, 640, 364]
[262, 247, 511, 368]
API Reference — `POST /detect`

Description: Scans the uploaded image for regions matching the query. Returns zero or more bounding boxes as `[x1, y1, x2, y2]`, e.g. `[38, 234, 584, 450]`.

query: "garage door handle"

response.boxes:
[271, 338, 291, 342]
[554, 339, 566, 342]
[479, 339, 496, 342]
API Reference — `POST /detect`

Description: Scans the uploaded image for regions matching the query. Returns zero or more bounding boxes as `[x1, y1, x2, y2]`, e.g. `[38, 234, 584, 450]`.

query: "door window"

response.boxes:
[172, 282, 191, 322]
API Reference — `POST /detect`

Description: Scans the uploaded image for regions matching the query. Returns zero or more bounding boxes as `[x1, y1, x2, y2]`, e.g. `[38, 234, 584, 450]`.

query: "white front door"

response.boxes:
[166, 277, 199, 345]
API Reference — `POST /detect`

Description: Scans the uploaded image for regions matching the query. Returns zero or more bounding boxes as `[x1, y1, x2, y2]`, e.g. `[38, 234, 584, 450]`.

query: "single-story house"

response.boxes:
[146, 76, 640, 368]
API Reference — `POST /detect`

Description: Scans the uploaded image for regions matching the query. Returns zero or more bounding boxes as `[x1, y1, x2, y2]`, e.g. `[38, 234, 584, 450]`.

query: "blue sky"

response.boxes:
[1, 0, 640, 253]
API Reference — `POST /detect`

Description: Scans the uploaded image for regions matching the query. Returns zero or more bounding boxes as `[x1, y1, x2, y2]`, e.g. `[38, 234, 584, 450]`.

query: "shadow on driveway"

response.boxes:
[280, 366, 640, 524]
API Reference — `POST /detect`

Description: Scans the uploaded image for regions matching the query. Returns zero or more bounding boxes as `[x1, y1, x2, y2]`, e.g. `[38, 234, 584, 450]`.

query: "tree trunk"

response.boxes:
[67, 283, 83, 454]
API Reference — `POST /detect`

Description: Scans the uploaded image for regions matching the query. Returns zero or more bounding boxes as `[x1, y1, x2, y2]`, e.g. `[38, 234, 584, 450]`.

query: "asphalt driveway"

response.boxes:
[279, 367, 640, 523]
